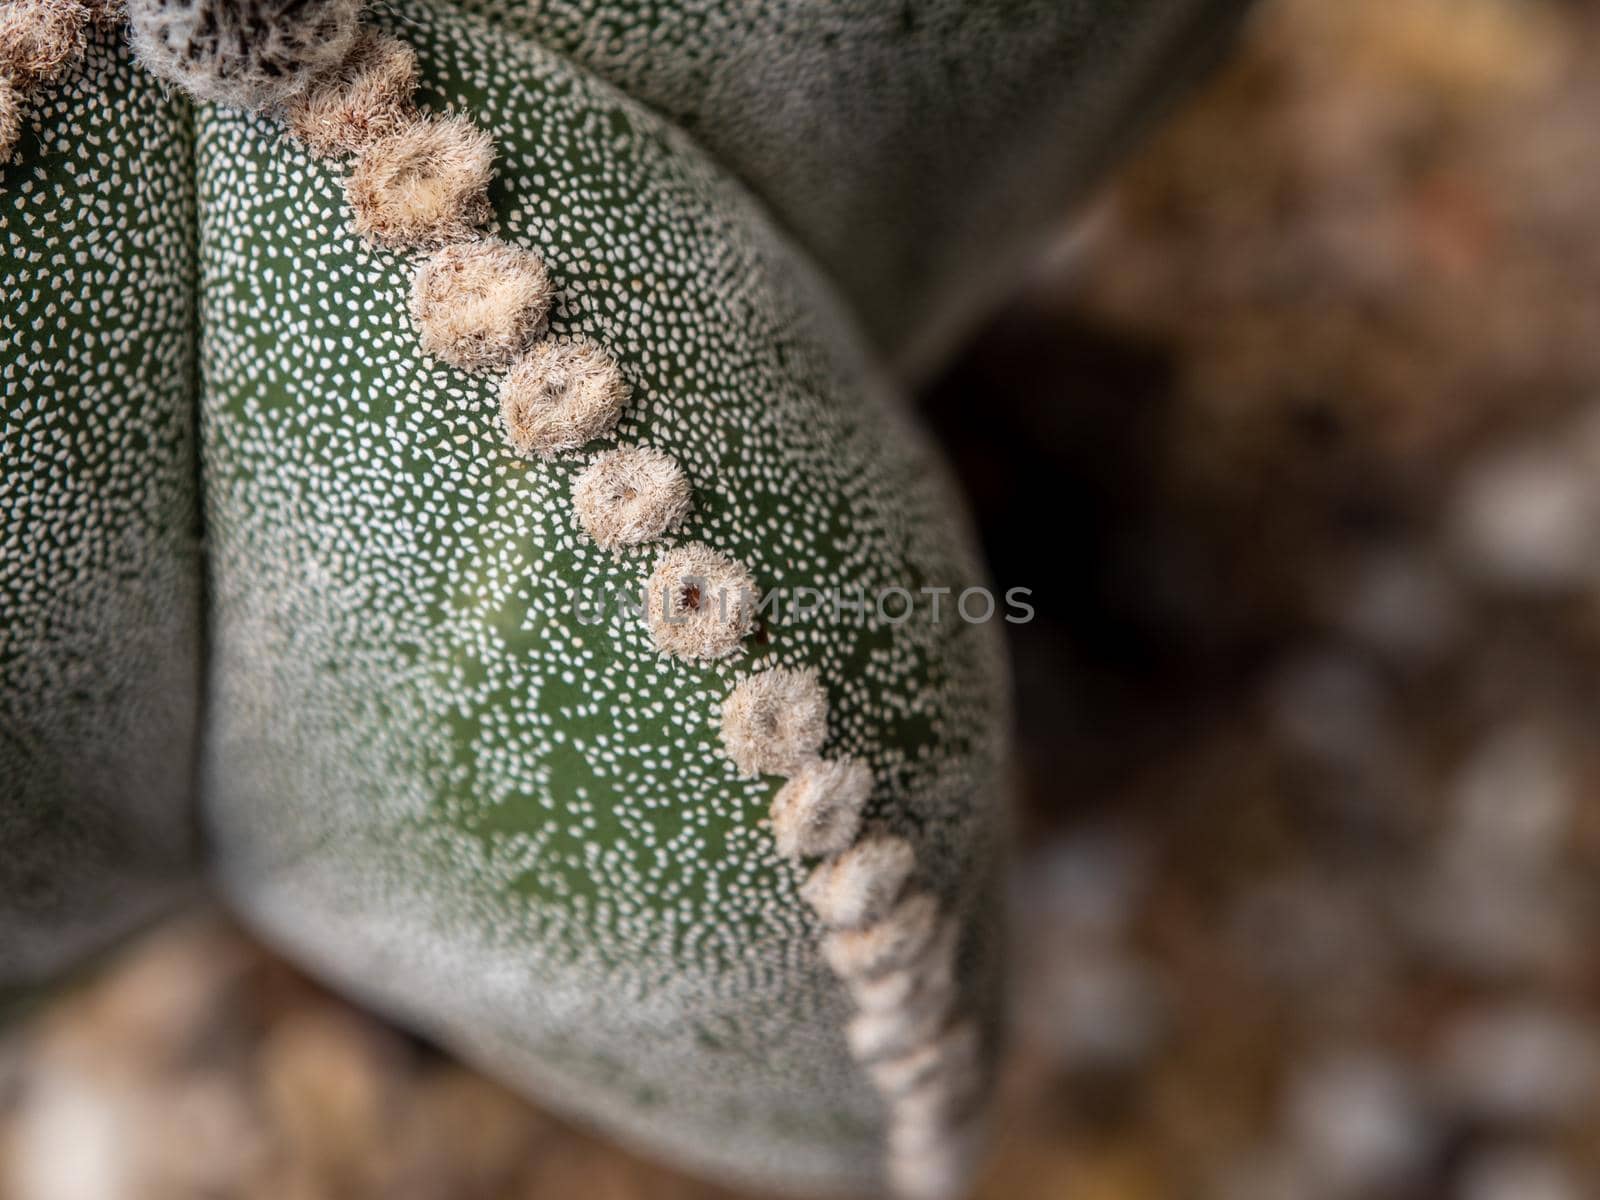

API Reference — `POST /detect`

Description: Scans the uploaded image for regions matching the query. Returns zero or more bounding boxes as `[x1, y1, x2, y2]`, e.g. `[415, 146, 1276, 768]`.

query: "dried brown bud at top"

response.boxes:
[410, 239, 554, 371]
[128, 0, 359, 108]
[284, 28, 418, 159]
[769, 756, 871, 860]
[719, 666, 828, 777]
[0, 75, 22, 163]
[800, 832, 914, 929]
[572, 446, 691, 551]
[0, 0, 88, 86]
[346, 114, 494, 248]
[821, 891, 941, 981]
[500, 339, 629, 458]
[642, 543, 758, 661]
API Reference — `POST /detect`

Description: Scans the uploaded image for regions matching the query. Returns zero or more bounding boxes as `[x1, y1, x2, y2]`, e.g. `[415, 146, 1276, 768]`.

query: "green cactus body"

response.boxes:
[0, 29, 202, 1010]
[455, 0, 1255, 369]
[193, 4, 1006, 1186]
[1, 0, 1249, 1191]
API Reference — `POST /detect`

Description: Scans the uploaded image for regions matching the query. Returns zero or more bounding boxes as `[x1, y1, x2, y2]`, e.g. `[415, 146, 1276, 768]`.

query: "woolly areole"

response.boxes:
[283, 27, 416, 158]
[0, 0, 88, 84]
[346, 113, 494, 247]
[411, 239, 554, 372]
[571, 446, 692, 550]
[719, 666, 829, 777]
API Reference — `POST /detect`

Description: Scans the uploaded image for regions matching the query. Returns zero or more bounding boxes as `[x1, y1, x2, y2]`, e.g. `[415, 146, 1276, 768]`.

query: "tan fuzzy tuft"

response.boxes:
[870, 1018, 982, 1101]
[821, 891, 941, 981]
[128, 0, 359, 108]
[410, 240, 554, 371]
[500, 338, 630, 458]
[846, 980, 956, 1063]
[0, 0, 88, 86]
[769, 756, 870, 859]
[719, 666, 828, 777]
[0, 74, 21, 163]
[346, 114, 495, 248]
[572, 446, 691, 551]
[284, 28, 418, 159]
[886, 1111, 986, 1200]
[800, 832, 914, 929]
[848, 919, 958, 1014]
[642, 543, 758, 661]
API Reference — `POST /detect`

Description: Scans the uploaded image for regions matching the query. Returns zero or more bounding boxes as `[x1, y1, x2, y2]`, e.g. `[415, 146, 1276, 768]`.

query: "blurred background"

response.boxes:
[6, 0, 1600, 1195]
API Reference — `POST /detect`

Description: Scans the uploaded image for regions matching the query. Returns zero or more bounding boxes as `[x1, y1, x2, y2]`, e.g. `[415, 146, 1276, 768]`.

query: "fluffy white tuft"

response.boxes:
[0, 74, 22, 163]
[641, 543, 758, 661]
[572, 446, 692, 551]
[499, 338, 629, 458]
[769, 756, 870, 860]
[800, 832, 914, 929]
[719, 666, 828, 777]
[820, 891, 941, 981]
[284, 28, 417, 158]
[0, 0, 88, 86]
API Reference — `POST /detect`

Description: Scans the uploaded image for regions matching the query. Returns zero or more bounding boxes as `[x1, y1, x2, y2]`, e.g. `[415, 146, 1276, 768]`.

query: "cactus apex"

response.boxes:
[411, 239, 554, 372]
[127, 0, 361, 109]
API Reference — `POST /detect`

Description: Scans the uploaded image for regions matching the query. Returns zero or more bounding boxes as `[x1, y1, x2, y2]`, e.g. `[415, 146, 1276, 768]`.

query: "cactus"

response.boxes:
[0, 0, 1246, 1193]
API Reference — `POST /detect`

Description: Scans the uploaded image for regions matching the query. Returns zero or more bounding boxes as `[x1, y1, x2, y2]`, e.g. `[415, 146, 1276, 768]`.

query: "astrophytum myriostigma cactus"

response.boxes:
[1, 0, 1248, 1194]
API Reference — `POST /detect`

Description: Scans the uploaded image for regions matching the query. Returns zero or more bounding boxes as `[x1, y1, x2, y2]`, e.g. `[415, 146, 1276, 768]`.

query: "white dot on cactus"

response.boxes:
[410, 239, 554, 372]
[768, 756, 869, 859]
[641, 543, 757, 661]
[127, 0, 359, 108]
[0, 0, 88, 87]
[499, 337, 630, 459]
[800, 832, 914, 929]
[283, 29, 418, 159]
[346, 114, 495, 248]
[719, 665, 827, 777]
[572, 446, 691, 552]
[821, 890, 941, 981]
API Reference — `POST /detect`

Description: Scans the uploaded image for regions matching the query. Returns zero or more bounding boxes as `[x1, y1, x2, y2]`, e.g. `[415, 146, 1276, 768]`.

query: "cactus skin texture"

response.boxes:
[0, 28, 203, 1012]
[0, 0, 1252, 1191]
[191, 4, 1006, 1189]
[456, 0, 1255, 370]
